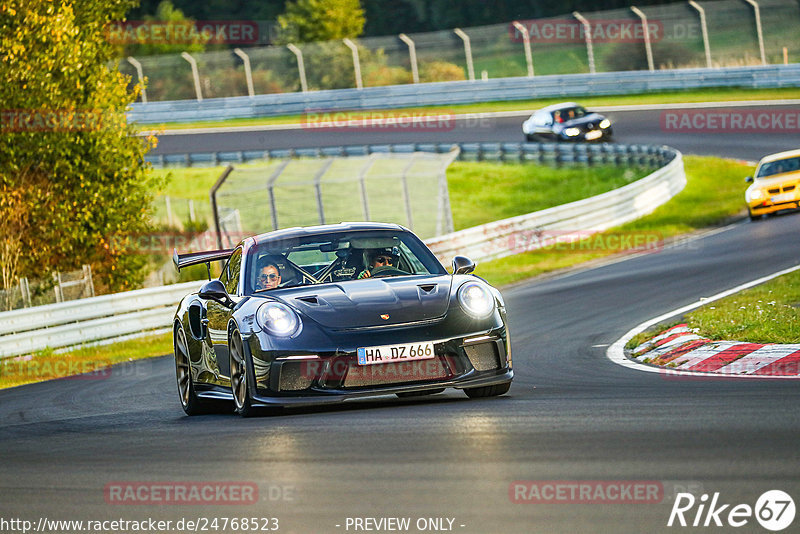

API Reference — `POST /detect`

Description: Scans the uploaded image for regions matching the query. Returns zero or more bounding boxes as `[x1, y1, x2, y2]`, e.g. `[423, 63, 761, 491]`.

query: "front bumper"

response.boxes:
[245, 327, 512, 407]
[748, 194, 800, 216]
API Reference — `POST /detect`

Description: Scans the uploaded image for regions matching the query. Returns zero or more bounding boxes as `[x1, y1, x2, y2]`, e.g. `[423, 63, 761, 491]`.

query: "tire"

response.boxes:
[525, 134, 535, 142]
[463, 381, 511, 399]
[396, 388, 445, 398]
[748, 210, 761, 222]
[229, 328, 256, 417]
[174, 325, 212, 416]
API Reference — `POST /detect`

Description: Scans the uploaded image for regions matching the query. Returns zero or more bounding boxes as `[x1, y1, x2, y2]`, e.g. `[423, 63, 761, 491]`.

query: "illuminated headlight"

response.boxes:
[564, 127, 581, 137]
[257, 302, 300, 336]
[748, 188, 764, 201]
[599, 119, 611, 129]
[458, 282, 495, 318]
[522, 122, 531, 134]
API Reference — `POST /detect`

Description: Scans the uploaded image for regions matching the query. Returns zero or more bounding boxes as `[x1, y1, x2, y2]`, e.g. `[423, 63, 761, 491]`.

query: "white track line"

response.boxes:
[138, 99, 800, 137]
[606, 263, 800, 379]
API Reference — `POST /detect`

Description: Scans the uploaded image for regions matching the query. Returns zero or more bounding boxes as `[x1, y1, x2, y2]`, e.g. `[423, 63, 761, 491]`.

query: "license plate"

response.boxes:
[771, 192, 794, 203]
[585, 130, 602, 140]
[357, 341, 435, 365]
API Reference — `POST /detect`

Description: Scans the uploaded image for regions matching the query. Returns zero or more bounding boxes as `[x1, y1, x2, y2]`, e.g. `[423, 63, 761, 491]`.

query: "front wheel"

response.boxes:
[229, 329, 256, 417]
[748, 209, 761, 222]
[463, 381, 511, 399]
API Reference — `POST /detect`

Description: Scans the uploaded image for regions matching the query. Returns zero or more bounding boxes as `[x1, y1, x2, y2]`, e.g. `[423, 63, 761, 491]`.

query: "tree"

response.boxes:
[0, 0, 161, 293]
[277, 0, 365, 44]
[124, 0, 207, 56]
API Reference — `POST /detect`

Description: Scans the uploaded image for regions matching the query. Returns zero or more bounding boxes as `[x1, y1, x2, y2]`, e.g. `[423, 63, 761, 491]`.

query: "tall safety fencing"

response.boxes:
[0, 143, 683, 358]
[121, 0, 800, 104]
[130, 64, 800, 125]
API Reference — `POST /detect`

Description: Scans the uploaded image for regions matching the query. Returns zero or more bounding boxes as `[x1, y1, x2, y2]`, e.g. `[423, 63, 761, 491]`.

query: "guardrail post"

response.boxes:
[181, 52, 203, 102]
[454, 28, 475, 81]
[343, 38, 364, 90]
[286, 44, 309, 92]
[127, 56, 147, 103]
[630, 7, 655, 71]
[233, 48, 255, 97]
[398, 33, 420, 83]
[744, 0, 767, 65]
[688, 1, 713, 69]
[572, 12, 596, 74]
[511, 21, 534, 77]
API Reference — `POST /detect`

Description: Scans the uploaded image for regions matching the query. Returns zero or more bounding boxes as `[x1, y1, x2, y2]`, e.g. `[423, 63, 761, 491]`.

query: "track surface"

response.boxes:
[151, 103, 800, 161]
[3, 103, 800, 533]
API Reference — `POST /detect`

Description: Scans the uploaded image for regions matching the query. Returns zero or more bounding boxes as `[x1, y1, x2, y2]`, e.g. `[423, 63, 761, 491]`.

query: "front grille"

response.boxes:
[343, 357, 453, 387]
[784, 185, 796, 192]
[278, 362, 314, 391]
[464, 342, 501, 371]
[769, 188, 780, 194]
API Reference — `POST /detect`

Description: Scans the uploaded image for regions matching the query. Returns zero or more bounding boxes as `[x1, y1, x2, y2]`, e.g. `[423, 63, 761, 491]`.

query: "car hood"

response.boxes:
[752, 171, 800, 187]
[561, 113, 605, 129]
[270, 275, 453, 329]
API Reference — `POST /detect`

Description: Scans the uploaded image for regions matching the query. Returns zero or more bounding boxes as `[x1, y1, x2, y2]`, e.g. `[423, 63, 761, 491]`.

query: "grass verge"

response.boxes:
[138, 87, 800, 131]
[0, 332, 173, 390]
[473, 155, 753, 286]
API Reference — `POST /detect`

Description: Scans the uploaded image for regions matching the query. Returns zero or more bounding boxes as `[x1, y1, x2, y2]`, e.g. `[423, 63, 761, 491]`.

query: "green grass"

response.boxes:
[138, 87, 800, 131]
[684, 269, 800, 344]
[473, 155, 754, 286]
[0, 332, 174, 390]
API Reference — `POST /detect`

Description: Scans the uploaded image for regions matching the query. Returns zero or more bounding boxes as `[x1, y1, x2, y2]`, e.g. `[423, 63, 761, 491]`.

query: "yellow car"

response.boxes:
[745, 149, 800, 221]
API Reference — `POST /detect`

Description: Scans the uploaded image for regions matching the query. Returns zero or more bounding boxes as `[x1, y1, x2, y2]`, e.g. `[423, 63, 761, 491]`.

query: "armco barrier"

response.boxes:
[0, 280, 203, 358]
[0, 143, 683, 357]
[425, 147, 684, 263]
[128, 64, 800, 124]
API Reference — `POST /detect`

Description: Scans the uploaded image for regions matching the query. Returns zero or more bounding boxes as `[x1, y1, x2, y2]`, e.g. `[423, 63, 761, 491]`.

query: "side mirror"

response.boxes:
[199, 279, 232, 307]
[745, 176, 754, 183]
[452, 255, 476, 275]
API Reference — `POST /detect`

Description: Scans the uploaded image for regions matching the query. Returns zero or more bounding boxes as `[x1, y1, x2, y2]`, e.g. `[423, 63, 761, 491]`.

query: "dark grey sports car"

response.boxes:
[522, 102, 613, 142]
[172, 222, 512, 416]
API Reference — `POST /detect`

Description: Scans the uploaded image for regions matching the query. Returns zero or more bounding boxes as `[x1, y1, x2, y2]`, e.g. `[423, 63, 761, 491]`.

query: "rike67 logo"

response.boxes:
[668, 490, 795, 531]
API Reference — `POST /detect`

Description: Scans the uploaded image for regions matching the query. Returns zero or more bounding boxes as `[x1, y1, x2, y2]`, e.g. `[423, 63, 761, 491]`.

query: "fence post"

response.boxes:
[267, 160, 292, 231]
[453, 28, 475, 81]
[180, 52, 203, 101]
[19, 277, 31, 308]
[286, 44, 309, 92]
[357, 154, 377, 220]
[210, 165, 235, 249]
[82, 264, 95, 298]
[127, 56, 147, 103]
[233, 48, 255, 97]
[53, 272, 64, 303]
[400, 155, 417, 231]
[572, 12, 596, 74]
[511, 21, 534, 77]
[313, 159, 335, 224]
[343, 38, 364, 90]
[744, 0, 767, 65]
[688, 1, 713, 69]
[398, 33, 420, 83]
[630, 7, 655, 71]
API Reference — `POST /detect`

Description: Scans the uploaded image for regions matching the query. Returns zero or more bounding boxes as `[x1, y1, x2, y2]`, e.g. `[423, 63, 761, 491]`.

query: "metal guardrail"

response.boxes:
[0, 142, 682, 358]
[129, 64, 800, 125]
[146, 140, 671, 168]
[426, 147, 684, 263]
[0, 281, 203, 358]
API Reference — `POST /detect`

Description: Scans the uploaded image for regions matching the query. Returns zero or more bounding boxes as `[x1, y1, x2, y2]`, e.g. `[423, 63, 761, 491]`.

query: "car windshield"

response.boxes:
[552, 106, 587, 122]
[756, 156, 800, 178]
[245, 229, 446, 294]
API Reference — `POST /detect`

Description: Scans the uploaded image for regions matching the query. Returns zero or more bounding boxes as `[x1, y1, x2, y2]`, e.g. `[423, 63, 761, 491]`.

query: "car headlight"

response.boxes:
[599, 119, 611, 129]
[749, 188, 763, 201]
[564, 127, 581, 137]
[257, 302, 300, 336]
[458, 282, 495, 318]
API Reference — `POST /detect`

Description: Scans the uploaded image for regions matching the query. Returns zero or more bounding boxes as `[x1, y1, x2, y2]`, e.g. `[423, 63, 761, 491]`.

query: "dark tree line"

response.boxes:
[126, 0, 694, 39]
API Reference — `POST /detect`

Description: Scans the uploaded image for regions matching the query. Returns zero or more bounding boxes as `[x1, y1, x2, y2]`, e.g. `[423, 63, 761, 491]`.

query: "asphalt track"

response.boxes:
[2, 103, 800, 533]
[150, 103, 800, 161]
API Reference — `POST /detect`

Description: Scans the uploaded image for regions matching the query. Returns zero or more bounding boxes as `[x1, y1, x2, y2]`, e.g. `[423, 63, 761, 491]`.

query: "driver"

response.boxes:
[255, 260, 282, 290]
[357, 249, 400, 279]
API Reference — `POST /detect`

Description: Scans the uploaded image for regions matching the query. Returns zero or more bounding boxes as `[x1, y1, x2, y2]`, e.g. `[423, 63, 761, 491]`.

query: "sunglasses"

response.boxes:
[258, 273, 280, 282]
[374, 256, 394, 265]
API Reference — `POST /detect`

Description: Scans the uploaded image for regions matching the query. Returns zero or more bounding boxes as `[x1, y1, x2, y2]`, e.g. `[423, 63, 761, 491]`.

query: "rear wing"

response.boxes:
[173, 248, 234, 273]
